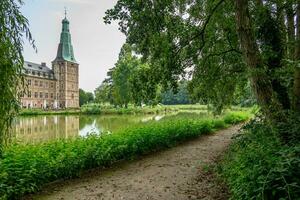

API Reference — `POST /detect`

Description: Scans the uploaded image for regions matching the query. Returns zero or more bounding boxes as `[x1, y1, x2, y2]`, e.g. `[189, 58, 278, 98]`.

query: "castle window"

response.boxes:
[46, 82, 49, 88]
[45, 93, 48, 98]
[40, 92, 43, 98]
[40, 81, 43, 87]
[35, 80, 38, 86]
[72, 94, 74, 99]
[38, 72, 41, 76]
[50, 93, 53, 98]
[50, 83, 54, 88]
[28, 79, 31, 86]
[32, 71, 36, 75]
[28, 91, 32, 98]
[35, 92, 38, 98]
[43, 73, 46, 77]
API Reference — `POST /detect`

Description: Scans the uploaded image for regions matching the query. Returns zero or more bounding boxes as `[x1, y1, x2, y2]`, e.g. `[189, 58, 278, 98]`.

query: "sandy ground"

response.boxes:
[26, 125, 241, 200]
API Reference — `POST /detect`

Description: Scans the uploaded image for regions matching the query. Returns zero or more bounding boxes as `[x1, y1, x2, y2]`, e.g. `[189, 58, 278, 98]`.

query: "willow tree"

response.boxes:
[0, 0, 34, 153]
[104, 0, 300, 120]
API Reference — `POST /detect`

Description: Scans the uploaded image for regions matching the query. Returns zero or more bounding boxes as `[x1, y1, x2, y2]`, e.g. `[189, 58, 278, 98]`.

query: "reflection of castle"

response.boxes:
[21, 13, 79, 109]
[14, 116, 79, 143]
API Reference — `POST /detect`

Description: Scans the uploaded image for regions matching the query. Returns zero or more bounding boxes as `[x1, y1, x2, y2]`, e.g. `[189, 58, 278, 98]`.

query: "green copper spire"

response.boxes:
[54, 10, 77, 63]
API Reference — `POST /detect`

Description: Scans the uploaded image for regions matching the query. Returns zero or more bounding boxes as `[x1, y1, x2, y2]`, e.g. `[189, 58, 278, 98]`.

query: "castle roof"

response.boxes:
[23, 61, 55, 80]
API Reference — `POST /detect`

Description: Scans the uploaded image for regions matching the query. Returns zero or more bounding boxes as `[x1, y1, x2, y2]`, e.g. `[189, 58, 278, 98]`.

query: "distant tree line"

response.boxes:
[79, 89, 94, 106]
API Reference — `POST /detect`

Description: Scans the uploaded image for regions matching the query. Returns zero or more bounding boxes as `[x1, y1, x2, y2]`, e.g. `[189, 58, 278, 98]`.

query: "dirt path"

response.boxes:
[27, 125, 241, 200]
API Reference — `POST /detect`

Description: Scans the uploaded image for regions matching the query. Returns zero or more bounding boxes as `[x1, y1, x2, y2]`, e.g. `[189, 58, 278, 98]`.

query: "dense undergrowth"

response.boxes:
[0, 111, 250, 199]
[220, 114, 300, 200]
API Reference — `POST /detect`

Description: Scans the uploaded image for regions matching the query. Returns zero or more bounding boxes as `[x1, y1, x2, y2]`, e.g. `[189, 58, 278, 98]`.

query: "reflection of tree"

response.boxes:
[79, 116, 95, 131]
[94, 115, 154, 133]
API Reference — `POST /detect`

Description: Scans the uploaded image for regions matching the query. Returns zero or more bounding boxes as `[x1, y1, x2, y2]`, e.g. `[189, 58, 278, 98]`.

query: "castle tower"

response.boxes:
[52, 12, 79, 108]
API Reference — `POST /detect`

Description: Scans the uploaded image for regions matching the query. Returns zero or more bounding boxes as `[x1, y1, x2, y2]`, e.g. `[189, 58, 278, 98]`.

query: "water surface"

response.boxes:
[12, 114, 168, 144]
[12, 111, 209, 144]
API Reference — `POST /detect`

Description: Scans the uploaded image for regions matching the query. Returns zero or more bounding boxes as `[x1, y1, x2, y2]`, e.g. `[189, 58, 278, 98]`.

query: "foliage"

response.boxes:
[161, 81, 191, 105]
[0, 0, 34, 153]
[104, 0, 300, 120]
[97, 44, 161, 107]
[80, 103, 177, 115]
[0, 111, 251, 199]
[79, 89, 94, 106]
[220, 119, 300, 200]
[94, 82, 113, 104]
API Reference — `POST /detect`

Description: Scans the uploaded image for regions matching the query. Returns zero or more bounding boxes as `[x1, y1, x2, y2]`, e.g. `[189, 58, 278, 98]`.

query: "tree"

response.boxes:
[111, 44, 137, 108]
[98, 44, 161, 107]
[129, 62, 161, 106]
[79, 89, 94, 106]
[104, 0, 300, 121]
[94, 82, 113, 104]
[161, 81, 191, 105]
[0, 0, 34, 153]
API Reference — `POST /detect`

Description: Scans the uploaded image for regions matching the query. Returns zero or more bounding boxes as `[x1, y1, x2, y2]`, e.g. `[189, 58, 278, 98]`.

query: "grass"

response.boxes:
[219, 117, 300, 200]
[0, 111, 251, 199]
[19, 108, 80, 116]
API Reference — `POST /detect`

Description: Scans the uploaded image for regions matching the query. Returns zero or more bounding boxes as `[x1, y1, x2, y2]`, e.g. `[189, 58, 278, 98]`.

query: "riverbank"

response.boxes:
[18, 104, 203, 116]
[19, 104, 250, 116]
[0, 111, 251, 199]
[27, 124, 242, 200]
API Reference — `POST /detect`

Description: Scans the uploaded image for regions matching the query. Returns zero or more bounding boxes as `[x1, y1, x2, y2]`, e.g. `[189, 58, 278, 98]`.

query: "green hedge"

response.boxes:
[0, 112, 251, 199]
[220, 120, 300, 200]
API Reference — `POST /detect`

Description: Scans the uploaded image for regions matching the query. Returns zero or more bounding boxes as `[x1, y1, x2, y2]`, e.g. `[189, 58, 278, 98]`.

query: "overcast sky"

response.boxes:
[22, 0, 125, 92]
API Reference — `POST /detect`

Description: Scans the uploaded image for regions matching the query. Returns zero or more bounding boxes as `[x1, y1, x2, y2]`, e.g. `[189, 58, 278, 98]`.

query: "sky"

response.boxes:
[22, 0, 125, 92]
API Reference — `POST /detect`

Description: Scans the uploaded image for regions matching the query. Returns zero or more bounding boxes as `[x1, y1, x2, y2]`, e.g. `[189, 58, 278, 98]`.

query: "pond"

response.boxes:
[11, 114, 170, 144]
[11, 111, 210, 144]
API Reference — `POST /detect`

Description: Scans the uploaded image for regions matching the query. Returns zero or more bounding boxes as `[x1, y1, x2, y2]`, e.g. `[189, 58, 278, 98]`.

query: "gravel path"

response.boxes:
[26, 125, 241, 200]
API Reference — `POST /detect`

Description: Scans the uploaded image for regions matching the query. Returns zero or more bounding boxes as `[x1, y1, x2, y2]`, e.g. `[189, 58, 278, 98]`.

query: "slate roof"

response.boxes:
[23, 61, 55, 80]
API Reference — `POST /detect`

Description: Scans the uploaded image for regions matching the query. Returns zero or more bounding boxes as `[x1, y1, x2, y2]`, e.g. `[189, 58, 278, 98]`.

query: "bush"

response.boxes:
[81, 103, 102, 114]
[220, 119, 300, 200]
[0, 111, 251, 199]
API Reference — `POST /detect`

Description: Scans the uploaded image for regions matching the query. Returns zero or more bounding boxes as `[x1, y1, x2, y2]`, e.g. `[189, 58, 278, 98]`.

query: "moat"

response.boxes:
[11, 114, 170, 144]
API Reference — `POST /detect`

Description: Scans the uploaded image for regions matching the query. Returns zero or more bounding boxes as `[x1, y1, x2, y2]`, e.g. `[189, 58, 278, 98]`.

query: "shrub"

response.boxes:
[0, 111, 251, 199]
[81, 103, 102, 114]
[220, 119, 300, 200]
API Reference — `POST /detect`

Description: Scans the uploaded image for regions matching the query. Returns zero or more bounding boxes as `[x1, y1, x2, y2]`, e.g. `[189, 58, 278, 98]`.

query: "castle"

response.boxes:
[21, 14, 79, 109]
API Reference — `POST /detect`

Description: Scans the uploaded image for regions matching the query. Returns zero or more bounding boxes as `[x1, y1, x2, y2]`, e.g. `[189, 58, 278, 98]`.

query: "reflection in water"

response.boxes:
[12, 114, 167, 144]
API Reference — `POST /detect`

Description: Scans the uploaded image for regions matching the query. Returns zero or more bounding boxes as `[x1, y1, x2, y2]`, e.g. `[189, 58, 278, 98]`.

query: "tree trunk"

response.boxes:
[234, 0, 281, 118]
[294, 2, 300, 112]
[286, 3, 295, 59]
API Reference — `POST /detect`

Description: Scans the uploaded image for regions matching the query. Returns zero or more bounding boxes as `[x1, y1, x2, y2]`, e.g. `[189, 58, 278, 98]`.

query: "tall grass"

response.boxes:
[219, 118, 300, 200]
[0, 111, 251, 199]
